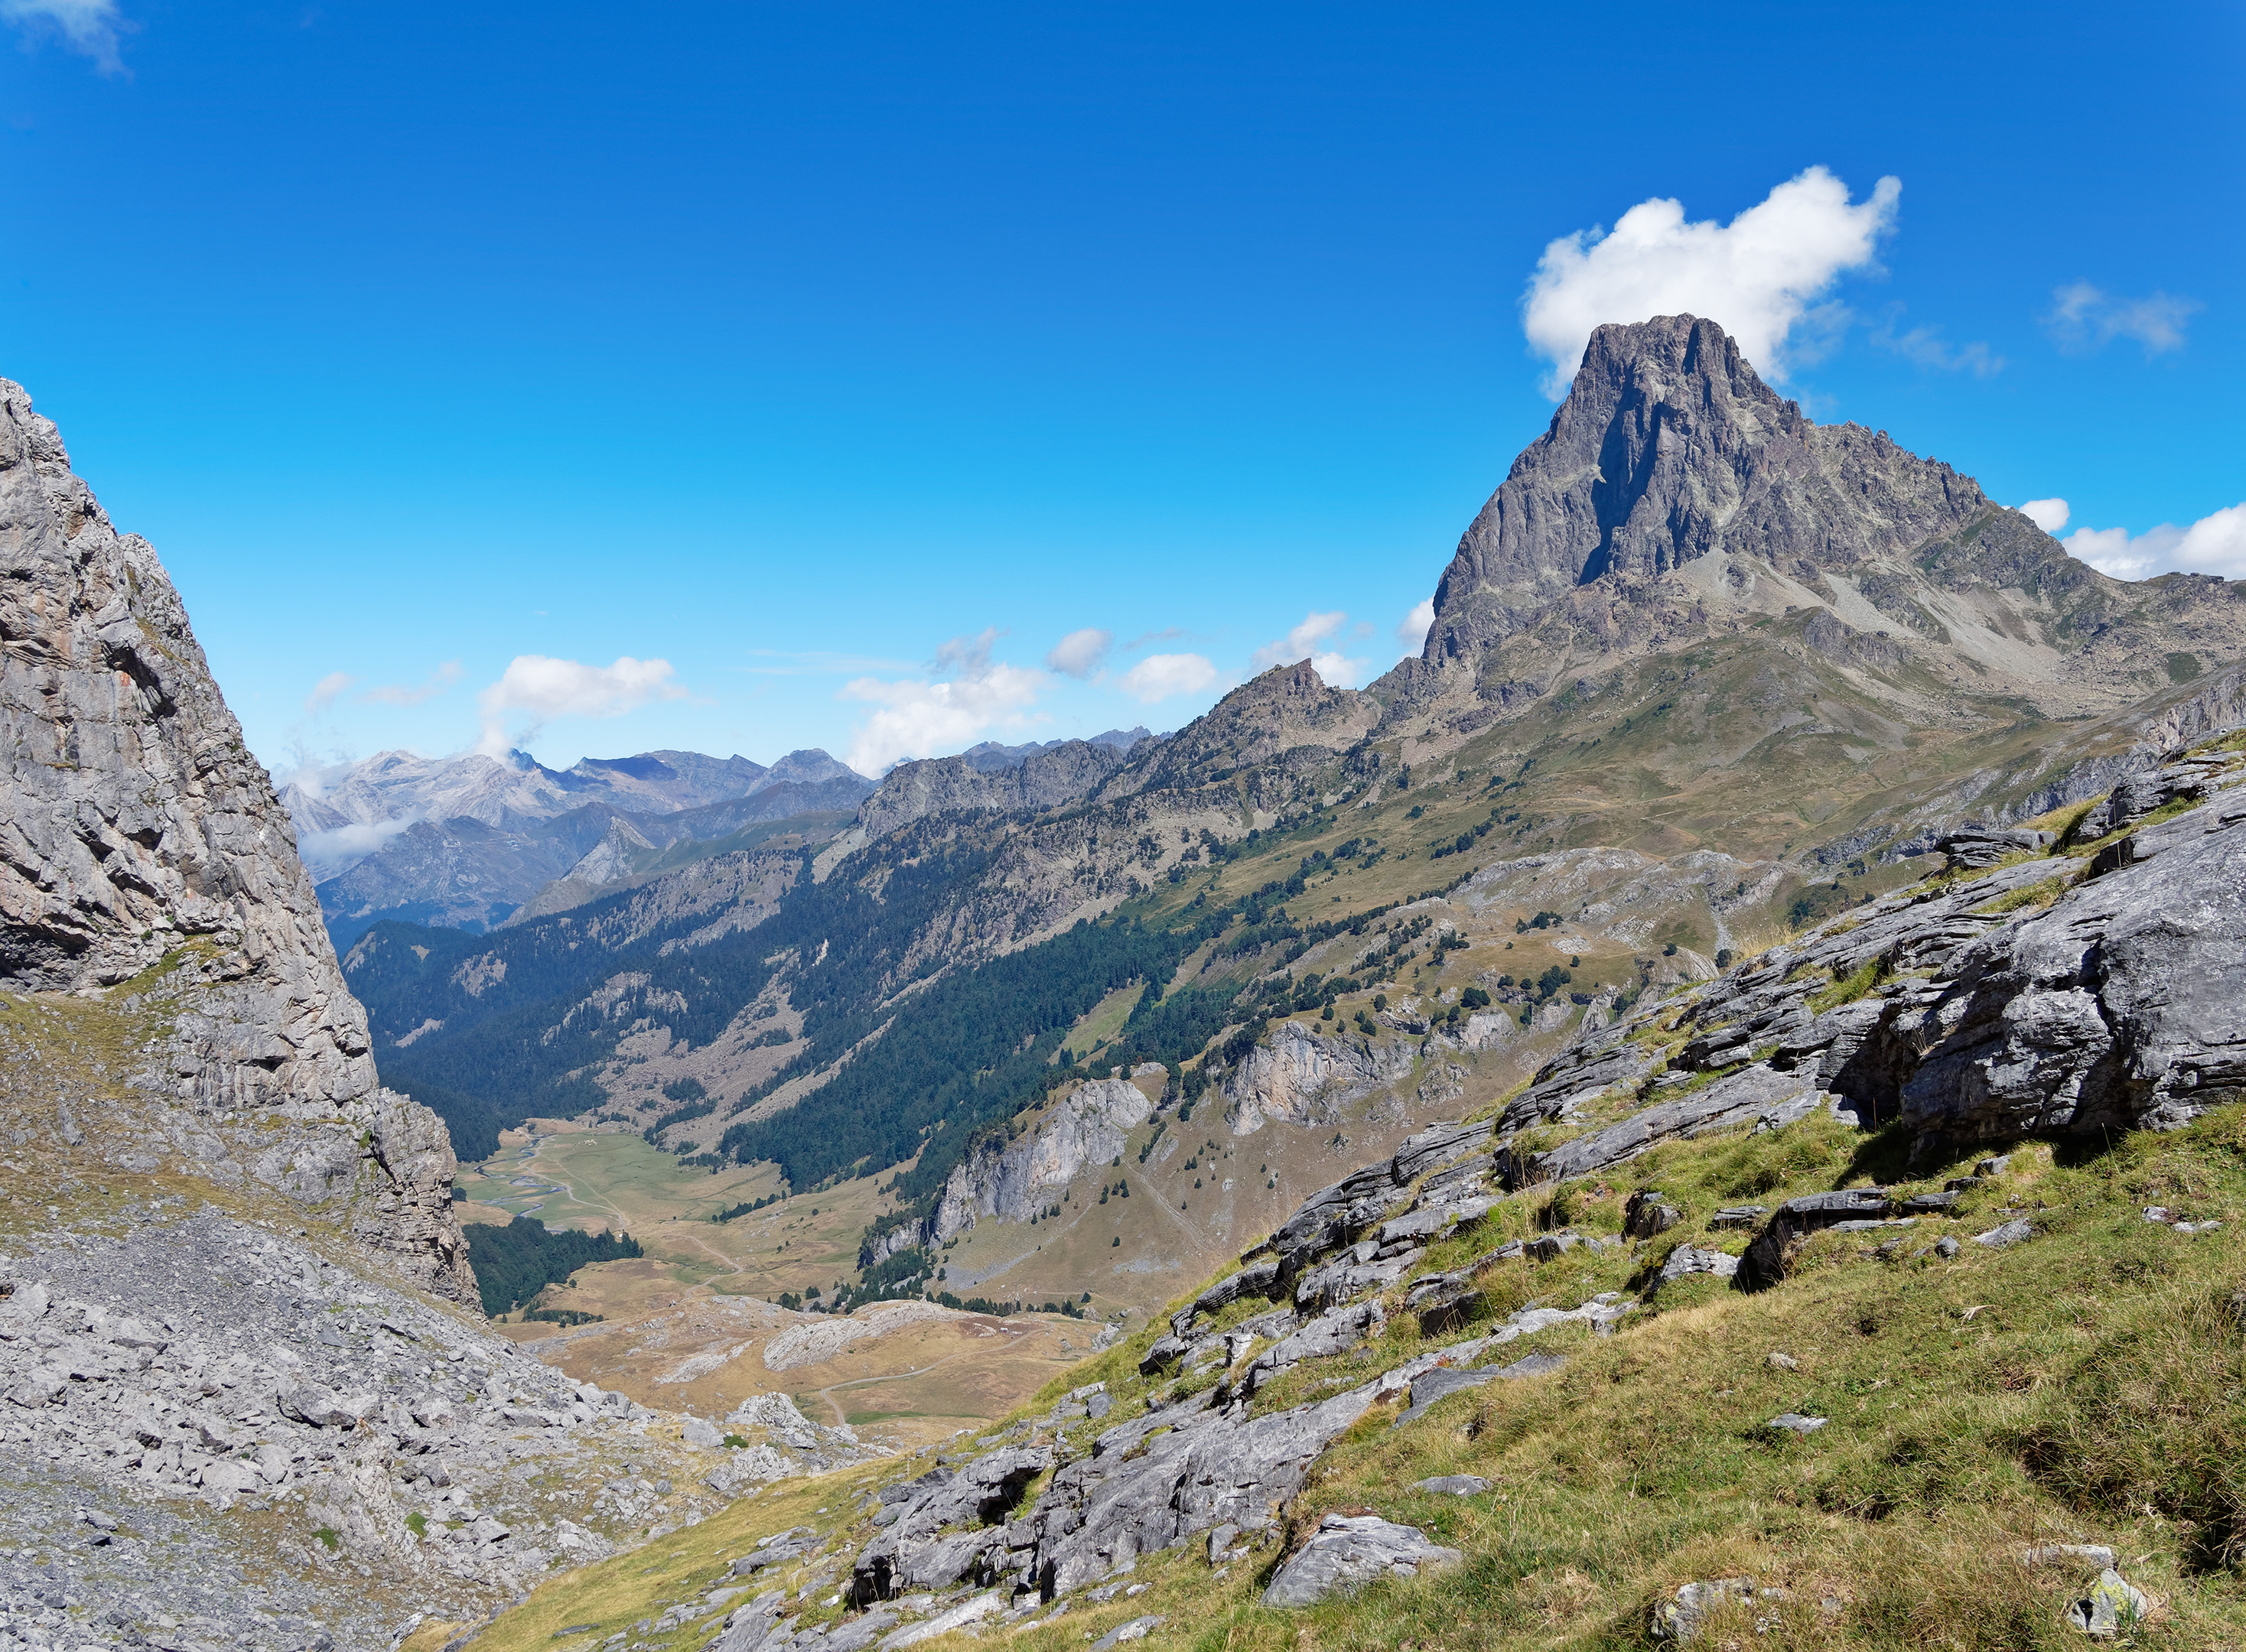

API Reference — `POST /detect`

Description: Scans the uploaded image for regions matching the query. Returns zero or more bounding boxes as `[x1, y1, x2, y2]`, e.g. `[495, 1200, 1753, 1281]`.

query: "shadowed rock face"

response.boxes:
[1421, 315, 1991, 665]
[0, 377, 474, 1305]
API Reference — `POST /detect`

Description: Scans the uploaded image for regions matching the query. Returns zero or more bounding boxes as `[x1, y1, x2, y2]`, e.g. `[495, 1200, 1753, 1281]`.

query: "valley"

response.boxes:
[7, 313, 2246, 1651]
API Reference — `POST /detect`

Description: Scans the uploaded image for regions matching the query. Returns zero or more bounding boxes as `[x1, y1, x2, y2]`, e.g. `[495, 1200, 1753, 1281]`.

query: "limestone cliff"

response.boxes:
[926, 1077, 1155, 1243]
[0, 377, 474, 1305]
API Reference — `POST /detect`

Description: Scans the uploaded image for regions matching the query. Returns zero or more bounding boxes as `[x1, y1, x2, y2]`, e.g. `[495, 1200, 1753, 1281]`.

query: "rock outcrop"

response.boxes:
[0, 376, 474, 1303]
[857, 740, 1131, 844]
[1222, 1021, 1415, 1135]
[922, 1078, 1155, 1244]
[1486, 731, 2246, 1189]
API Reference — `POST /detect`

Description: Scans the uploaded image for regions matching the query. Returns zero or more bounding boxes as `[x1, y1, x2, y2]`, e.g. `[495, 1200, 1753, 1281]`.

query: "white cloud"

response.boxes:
[1117, 652, 1218, 704]
[2064, 501, 2246, 582]
[1044, 628, 1112, 679]
[2, 0, 129, 72]
[2017, 499, 2071, 535]
[2046, 282, 2200, 356]
[303, 671, 356, 715]
[1870, 309, 2003, 377]
[841, 628, 1045, 773]
[1396, 597, 1436, 655]
[361, 660, 464, 707]
[1252, 610, 1371, 688]
[1522, 166, 1901, 396]
[296, 817, 417, 883]
[476, 654, 688, 756]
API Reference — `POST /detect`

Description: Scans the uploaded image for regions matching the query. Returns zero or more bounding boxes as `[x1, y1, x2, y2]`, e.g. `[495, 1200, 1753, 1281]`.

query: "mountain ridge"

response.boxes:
[337, 316, 2246, 1307]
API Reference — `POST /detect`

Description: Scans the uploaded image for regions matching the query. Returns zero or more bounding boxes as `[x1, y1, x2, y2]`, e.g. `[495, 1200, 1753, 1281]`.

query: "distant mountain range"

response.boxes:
[278, 733, 1167, 946]
[959, 727, 1153, 772]
[278, 746, 874, 942]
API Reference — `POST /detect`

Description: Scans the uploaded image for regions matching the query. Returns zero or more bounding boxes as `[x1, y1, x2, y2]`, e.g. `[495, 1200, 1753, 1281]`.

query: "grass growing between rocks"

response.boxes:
[464, 1104, 2246, 1652]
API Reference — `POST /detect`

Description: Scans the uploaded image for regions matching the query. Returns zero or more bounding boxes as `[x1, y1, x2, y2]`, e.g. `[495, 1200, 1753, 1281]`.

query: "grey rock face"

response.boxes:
[0, 379, 473, 1306]
[1222, 1019, 1417, 1136]
[857, 742, 1129, 845]
[1421, 317, 1988, 662]
[1260, 1515, 1462, 1608]
[1496, 746, 2246, 1238]
[1403, 314, 2245, 721]
[910, 1078, 1153, 1247]
[1895, 781, 2246, 1154]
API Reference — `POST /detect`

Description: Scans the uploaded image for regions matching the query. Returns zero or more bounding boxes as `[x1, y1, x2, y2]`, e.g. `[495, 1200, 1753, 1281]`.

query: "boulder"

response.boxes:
[682, 1416, 724, 1449]
[1260, 1515, 1462, 1608]
[1649, 1578, 1789, 1643]
[1624, 1190, 1682, 1239]
[1656, 1246, 1739, 1286]
[2065, 1569, 2150, 1637]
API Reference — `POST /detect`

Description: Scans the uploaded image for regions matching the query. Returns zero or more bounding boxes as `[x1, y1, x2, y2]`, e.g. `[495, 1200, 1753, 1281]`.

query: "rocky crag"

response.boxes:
[0, 378, 470, 1303]
[0, 379, 805, 1651]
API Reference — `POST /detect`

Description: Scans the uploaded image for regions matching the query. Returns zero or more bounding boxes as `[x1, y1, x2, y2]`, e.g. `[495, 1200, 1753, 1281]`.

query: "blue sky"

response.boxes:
[4, 1, 2241, 777]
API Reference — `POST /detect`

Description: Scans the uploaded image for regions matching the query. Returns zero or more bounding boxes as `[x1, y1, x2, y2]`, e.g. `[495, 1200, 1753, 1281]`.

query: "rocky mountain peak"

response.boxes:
[1419, 314, 1990, 666]
[1388, 314, 2244, 727]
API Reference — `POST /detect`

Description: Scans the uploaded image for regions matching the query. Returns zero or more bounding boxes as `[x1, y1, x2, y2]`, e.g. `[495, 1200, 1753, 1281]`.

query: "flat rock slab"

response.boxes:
[1407, 1364, 1499, 1411]
[1767, 1413, 1827, 1435]
[1658, 1245, 1740, 1285]
[1261, 1516, 1463, 1608]
[1411, 1475, 1492, 1496]
[1974, 1219, 2033, 1248]
[1090, 1615, 1162, 1650]
[1492, 1351, 1566, 1380]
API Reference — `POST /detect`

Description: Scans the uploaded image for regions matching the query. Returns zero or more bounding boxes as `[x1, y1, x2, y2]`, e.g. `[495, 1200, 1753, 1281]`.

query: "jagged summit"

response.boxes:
[1390, 314, 2244, 720]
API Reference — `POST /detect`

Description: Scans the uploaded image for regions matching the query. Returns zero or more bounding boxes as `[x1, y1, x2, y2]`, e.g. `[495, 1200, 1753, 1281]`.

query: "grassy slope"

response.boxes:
[457, 1085, 2246, 1652]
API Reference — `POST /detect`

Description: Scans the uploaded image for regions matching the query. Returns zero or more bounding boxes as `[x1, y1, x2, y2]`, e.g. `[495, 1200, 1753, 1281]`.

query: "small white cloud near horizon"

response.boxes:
[303, 671, 356, 715]
[1045, 628, 1112, 680]
[2017, 499, 2071, 535]
[1522, 165, 1901, 397]
[362, 660, 464, 707]
[1118, 652, 1218, 704]
[2062, 501, 2246, 583]
[1870, 307, 2003, 378]
[296, 817, 418, 883]
[1396, 597, 1436, 656]
[2046, 282, 2200, 356]
[2, 0, 129, 72]
[476, 654, 688, 756]
[841, 627, 1045, 773]
[1252, 610, 1372, 688]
